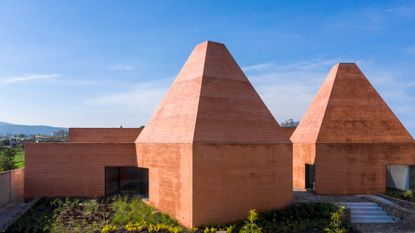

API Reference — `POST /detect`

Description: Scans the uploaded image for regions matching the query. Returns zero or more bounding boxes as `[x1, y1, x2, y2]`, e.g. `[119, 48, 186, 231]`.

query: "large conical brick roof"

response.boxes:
[291, 63, 413, 143]
[136, 41, 288, 144]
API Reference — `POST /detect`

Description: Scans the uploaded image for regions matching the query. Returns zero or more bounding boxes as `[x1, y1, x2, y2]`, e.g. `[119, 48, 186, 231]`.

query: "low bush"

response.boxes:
[6, 198, 58, 233]
[387, 189, 415, 202]
[7, 197, 352, 233]
[257, 202, 344, 233]
[239, 209, 262, 233]
[324, 205, 347, 233]
[0, 147, 16, 172]
[111, 196, 177, 226]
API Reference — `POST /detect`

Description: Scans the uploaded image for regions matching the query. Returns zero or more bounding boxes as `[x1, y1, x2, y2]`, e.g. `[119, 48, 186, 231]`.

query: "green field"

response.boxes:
[13, 147, 24, 168]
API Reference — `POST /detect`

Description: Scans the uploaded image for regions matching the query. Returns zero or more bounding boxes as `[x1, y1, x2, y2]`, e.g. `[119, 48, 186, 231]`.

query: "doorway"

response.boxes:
[305, 164, 315, 190]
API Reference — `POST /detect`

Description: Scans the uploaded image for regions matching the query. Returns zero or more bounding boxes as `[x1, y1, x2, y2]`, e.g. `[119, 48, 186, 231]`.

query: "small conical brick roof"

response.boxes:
[291, 63, 414, 143]
[136, 41, 288, 144]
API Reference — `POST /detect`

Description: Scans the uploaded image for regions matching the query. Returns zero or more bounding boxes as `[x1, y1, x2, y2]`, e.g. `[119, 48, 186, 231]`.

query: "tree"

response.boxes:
[0, 147, 16, 172]
[280, 118, 300, 128]
[50, 130, 69, 142]
[1, 139, 10, 146]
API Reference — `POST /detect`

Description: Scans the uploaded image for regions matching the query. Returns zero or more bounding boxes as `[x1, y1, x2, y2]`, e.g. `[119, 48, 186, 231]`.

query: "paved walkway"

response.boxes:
[0, 199, 38, 232]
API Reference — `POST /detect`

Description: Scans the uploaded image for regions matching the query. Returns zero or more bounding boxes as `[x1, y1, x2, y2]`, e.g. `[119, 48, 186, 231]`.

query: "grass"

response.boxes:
[6, 196, 352, 233]
[111, 196, 177, 226]
[13, 147, 24, 168]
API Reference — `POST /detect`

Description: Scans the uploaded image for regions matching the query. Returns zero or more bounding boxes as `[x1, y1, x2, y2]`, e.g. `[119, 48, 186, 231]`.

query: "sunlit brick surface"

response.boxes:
[136, 41, 292, 227]
[291, 63, 415, 194]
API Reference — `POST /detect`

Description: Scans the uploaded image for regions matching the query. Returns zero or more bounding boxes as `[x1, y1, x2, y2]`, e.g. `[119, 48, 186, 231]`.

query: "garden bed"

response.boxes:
[386, 189, 415, 204]
[6, 196, 353, 233]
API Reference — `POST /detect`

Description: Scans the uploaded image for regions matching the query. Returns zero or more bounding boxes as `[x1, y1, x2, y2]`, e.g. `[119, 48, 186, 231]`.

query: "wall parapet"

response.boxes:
[0, 168, 24, 209]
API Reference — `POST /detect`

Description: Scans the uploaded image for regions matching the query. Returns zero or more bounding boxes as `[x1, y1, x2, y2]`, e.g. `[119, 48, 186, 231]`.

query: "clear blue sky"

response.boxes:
[0, 1, 414, 136]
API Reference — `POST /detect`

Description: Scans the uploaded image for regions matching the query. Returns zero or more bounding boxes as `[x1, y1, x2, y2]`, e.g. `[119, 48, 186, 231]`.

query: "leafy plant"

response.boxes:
[124, 222, 146, 232]
[403, 190, 414, 199]
[85, 199, 100, 216]
[387, 189, 415, 202]
[111, 196, 177, 226]
[203, 226, 218, 233]
[101, 224, 118, 233]
[239, 209, 262, 233]
[324, 205, 346, 233]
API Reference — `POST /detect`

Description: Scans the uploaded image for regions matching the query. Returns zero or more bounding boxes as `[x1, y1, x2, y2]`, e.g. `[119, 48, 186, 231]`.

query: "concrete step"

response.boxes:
[342, 202, 396, 224]
[352, 211, 388, 216]
[348, 206, 383, 211]
[351, 216, 396, 224]
[342, 202, 378, 205]
[342, 202, 379, 207]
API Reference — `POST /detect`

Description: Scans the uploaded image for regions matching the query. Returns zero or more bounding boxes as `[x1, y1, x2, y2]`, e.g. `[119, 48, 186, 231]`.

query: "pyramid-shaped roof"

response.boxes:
[291, 63, 413, 143]
[136, 41, 288, 144]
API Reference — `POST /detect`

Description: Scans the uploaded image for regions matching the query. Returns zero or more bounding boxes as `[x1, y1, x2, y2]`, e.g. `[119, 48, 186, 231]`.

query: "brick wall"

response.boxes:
[193, 143, 292, 226]
[314, 143, 415, 194]
[136, 143, 193, 227]
[69, 128, 142, 143]
[0, 168, 24, 208]
[293, 143, 315, 190]
[137, 143, 293, 227]
[25, 143, 137, 198]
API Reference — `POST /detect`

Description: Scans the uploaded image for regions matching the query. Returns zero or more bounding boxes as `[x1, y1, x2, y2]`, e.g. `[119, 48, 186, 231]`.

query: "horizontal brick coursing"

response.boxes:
[192, 143, 292, 226]
[314, 143, 415, 195]
[25, 143, 137, 198]
[293, 143, 415, 194]
[69, 128, 142, 143]
[135, 41, 293, 227]
[136, 143, 293, 228]
[293, 143, 315, 190]
[136, 143, 193, 227]
[0, 168, 24, 208]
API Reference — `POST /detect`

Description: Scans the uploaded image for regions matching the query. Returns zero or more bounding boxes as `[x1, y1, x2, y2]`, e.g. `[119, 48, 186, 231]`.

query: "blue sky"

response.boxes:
[0, 1, 414, 136]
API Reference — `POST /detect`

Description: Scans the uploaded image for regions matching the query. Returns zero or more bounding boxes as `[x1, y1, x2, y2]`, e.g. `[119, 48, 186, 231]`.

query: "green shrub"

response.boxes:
[111, 196, 177, 226]
[239, 209, 262, 233]
[6, 198, 58, 233]
[324, 205, 346, 233]
[0, 147, 16, 172]
[403, 190, 414, 200]
[84, 199, 100, 216]
[387, 189, 415, 202]
[101, 224, 118, 233]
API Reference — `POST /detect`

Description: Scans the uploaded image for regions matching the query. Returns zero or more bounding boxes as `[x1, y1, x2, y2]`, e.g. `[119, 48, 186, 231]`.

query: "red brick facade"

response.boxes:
[25, 143, 137, 198]
[25, 128, 141, 198]
[69, 128, 142, 143]
[136, 41, 292, 227]
[23, 43, 415, 228]
[291, 63, 415, 194]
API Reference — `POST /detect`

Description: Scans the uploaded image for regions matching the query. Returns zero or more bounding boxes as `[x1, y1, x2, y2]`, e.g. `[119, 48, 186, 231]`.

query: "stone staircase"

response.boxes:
[342, 202, 396, 223]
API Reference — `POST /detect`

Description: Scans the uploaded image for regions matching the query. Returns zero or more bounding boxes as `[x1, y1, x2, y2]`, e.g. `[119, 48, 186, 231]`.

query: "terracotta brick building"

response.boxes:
[25, 41, 292, 227]
[24, 42, 415, 227]
[136, 41, 292, 227]
[25, 128, 144, 198]
[291, 63, 415, 194]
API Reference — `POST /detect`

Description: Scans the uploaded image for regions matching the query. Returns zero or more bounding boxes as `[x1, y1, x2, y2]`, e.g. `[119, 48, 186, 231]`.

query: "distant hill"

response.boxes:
[0, 121, 67, 136]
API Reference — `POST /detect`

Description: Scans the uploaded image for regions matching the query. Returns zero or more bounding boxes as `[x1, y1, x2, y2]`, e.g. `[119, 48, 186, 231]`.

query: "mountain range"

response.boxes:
[0, 121, 67, 136]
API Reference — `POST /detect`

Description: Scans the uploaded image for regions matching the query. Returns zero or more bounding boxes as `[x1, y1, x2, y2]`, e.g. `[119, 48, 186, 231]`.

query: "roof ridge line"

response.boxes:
[315, 63, 340, 143]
